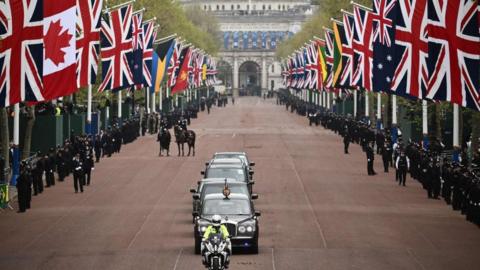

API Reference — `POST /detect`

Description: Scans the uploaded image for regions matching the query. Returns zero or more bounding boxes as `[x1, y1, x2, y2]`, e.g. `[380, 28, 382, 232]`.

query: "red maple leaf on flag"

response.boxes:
[45, 20, 73, 66]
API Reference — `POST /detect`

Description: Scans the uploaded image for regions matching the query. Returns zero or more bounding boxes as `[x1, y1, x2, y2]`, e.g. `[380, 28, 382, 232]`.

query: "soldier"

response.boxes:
[16, 162, 30, 213]
[32, 154, 43, 195]
[366, 142, 376, 176]
[395, 151, 410, 186]
[83, 153, 94, 186]
[430, 156, 442, 199]
[382, 142, 392, 173]
[343, 127, 350, 154]
[56, 148, 66, 182]
[72, 153, 84, 193]
[94, 134, 102, 162]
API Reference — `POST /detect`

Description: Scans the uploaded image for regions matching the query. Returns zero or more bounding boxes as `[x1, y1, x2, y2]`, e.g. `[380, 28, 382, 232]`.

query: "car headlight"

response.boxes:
[199, 225, 208, 233]
[246, 226, 253, 233]
[238, 226, 246, 233]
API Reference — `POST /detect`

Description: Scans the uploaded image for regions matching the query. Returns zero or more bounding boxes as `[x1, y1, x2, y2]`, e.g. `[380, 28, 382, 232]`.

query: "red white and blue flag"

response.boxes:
[425, 0, 480, 111]
[142, 21, 156, 87]
[325, 28, 335, 90]
[99, 4, 134, 92]
[168, 41, 182, 88]
[352, 4, 375, 91]
[0, 0, 44, 107]
[340, 12, 355, 87]
[76, 0, 103, 88]
[130, 11, 143, 87]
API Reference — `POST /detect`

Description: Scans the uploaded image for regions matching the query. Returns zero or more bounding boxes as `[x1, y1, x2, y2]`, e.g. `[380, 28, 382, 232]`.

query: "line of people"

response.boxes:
[278, 90, 480, 226]
[14, 118, 141, 213]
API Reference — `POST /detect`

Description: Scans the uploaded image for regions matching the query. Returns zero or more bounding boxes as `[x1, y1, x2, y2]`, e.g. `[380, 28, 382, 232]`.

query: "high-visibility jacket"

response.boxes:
[203, 225, 229, 240]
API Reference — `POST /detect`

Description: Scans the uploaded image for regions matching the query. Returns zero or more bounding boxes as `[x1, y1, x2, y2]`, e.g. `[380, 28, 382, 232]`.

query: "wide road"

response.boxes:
[1, 97, 479, 270]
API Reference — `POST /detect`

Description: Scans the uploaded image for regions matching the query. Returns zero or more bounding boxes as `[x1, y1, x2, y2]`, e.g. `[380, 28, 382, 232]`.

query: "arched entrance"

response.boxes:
[239, 61, 261, 96]
[217, 60, 233, 94]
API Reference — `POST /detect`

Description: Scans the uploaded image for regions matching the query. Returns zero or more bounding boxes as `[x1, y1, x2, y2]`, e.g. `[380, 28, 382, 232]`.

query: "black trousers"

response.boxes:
[33, 174, 43, 195]
[17, 188, 26, 212]
[382, 158, 389, 172]
[73, 173, 84, 192]
[367, 160, 375, 175]
[46, 171, 55, 186]
[344, 142, 349, 154]
[398, 169, 407, 186]
[85, 169, 91, 186]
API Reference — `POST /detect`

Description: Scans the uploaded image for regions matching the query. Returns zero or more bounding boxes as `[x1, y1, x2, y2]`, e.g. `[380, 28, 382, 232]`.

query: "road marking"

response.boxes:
[282, 138, 328, 249]
[173, 248, 184, 270]
[406, 248, 426, 270]
[271, 248, 277, 270]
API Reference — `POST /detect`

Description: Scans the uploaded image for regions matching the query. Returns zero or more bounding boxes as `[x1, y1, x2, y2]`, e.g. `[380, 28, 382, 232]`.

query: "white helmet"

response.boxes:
[212, 215, 222, 228]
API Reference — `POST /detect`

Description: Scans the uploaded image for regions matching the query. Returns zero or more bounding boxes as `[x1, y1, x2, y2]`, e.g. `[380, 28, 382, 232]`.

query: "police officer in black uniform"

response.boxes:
[72, 153, 84, 193]
[366, 142, 376, 175]
[396, 151, 410, 186]
[84, 153, 94, 186]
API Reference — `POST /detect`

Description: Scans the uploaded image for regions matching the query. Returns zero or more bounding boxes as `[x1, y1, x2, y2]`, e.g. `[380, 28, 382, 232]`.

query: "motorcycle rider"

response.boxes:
[202, 215, 231, 268]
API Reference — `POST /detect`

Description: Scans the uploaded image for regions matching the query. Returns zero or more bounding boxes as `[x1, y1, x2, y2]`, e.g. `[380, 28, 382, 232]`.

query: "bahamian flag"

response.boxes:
[332, 20, 345, 87]
[0, 183, 8, 208]
[151, 38, 175, 93]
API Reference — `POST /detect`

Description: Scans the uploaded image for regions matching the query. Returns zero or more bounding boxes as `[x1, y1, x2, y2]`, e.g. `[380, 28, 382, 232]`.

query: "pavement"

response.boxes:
[0, 97, 479, 270]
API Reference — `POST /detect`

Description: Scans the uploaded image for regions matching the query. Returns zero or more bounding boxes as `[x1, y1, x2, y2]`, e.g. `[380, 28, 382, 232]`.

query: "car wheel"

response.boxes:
[195, 235, 201, 255]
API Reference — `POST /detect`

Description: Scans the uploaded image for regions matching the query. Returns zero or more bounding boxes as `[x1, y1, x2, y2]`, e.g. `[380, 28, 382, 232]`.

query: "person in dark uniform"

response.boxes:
[0, 156, 5, 183]
[382, 142, 392, 173]
[366, 142, 376, 175]
[83, 153, 94, 186]
[395, 151, 410, 186]
[94, 134, 102, 163]
[32, 155, 43, 195]
[16, 162, 30, 213]
[428, 156, 442, 199]
[343, 128, 351, 154]
[72, 154, 84, 193]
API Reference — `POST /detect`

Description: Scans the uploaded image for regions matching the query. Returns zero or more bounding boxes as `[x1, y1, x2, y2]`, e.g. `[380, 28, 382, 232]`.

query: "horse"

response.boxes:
[174, 125, 196, 156]
[157, 127, 171, 156]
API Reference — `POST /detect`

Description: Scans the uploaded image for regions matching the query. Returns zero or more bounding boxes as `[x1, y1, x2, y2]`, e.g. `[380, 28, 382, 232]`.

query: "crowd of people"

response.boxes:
[278, 89, 480, 226]
[14, 118, 141, 213]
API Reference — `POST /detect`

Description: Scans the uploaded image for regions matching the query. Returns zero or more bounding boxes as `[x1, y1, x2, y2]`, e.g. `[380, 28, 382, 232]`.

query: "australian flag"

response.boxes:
[372, 0, 398, 93]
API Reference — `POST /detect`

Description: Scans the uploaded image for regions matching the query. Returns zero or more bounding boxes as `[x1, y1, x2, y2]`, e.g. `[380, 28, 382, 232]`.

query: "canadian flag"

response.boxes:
[43, 0, 77, 100]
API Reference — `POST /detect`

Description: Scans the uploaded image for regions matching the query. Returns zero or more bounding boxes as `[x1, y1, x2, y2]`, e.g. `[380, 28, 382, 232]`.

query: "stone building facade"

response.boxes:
[179, 0, 314, 95]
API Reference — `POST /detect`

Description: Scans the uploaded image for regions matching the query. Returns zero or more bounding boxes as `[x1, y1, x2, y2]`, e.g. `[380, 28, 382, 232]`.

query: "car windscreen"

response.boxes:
[206, 168, 246, 182]
[215, 154, 247, 165]
[202, 185, 249, 198]
[202, 199, 252, 215]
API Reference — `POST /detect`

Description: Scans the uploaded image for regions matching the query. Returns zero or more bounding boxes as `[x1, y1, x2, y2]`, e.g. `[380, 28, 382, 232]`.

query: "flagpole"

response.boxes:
[11, 104, 20, 185]
[87, 84, 92, 135]
[353, 90, 358, 118]
[146, 87, 150, 114]
[104, 0, 136, 13]
[106, 92, 110, 127]
[151, 89, 156, 113]
[159, 86, 163, 112]
[365, 90, 369, 117]
[453, 103, 460, 161]
[377, 92, 381, 130]
[327, 92, 331, 110]
[118, 91, 122, 122]
[422, 100, 428, 149]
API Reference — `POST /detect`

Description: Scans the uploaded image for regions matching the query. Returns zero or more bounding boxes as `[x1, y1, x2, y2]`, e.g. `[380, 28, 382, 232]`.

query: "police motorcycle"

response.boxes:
[202, 232, 230, 270]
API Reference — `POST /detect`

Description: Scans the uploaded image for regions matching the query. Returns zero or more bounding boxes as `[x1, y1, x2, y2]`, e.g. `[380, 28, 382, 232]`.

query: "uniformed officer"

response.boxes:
[396, 151, 410, 186]
[366, 142, 376, 175]
[382, 142, 393, 173]
[72, 154, 84, 193]
[16, 162, 30, 213]
[83, 153, 94, 186]
[343, 127, 351, 154]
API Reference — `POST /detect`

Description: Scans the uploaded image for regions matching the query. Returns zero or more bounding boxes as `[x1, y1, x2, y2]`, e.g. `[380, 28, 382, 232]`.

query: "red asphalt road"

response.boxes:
[0, 97, 479, 270]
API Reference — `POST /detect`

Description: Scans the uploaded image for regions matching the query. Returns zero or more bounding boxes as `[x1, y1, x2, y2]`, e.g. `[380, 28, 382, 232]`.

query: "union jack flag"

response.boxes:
[425, 0, 480, 111]
[390, 0, 429, 98]
[352, 4, 375, 91]
[168, 41, 182, 88]
[76, 0, 103, 88]
[340, 12, 355, 87]
[372, 0, 397, 46]
[142, 21, 156, 87]
[0, 0, 44, 107]
[307, 42, 319, 90]
[325, 28, 335, 90]
[194, 52, 205, 88]
[99, 4, 134, 92]
[131, 11, 143, 86]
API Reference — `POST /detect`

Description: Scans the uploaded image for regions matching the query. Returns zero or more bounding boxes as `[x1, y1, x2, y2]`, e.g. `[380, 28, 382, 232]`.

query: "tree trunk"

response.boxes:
[471, 113, 480, 151]
[0, 108, 9, 169]
[22, 105, 35, 159]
